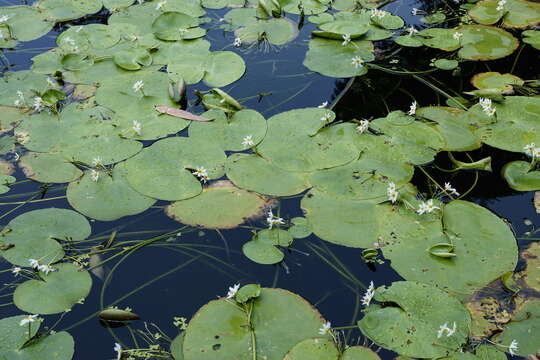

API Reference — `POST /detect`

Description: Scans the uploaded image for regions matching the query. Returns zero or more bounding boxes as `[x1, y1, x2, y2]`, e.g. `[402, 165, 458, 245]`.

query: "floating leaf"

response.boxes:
[502, 161, 540, 191]
[99, 308, 140, 321]
[283, 338, 339, 359]
[341, 346, 381, 360]
[468, 0, 540, 29]
[0, 331, 75, 360]
[0, 315, 40, 352]
[234, 284, 261, 303]
[243, 229, 293, 264]
[522, 29, 540, 50]
[19, 152, 82, 183]
[235, 18, 298, 45]
[471, 72, 524, 91]
[288, 217, 312, 239]
[494, 299, 540, 357]
[155, 106, 210, 122]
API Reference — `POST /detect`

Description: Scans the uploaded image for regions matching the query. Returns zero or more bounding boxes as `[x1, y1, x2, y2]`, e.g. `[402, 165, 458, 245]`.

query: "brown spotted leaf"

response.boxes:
[155, 106, 211, 122]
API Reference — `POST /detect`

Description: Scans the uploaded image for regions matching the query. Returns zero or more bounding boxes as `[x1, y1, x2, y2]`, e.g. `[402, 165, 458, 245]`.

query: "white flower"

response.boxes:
[156, 0, 166, 9]
[411, 7, 420, 15]
[19, 314, 39, 326]
[508, 339, 518, 356]
[417, 199, 439, 214]
[14, 99, 23, 107]
[16, 90, 24, 97]
[362, 281, 375, 306]
[28, 259, 40, 269]
[387, 182, 396, 192]
[38, 264, 56, 275]
[479, 97, 492, 110]
[408, 101, 417, 116]
[12, 267, 22, 276]
[266, 210, 285, 229]
[437, 322, 456, 338]
[320, 111, 332, 122]
[524, 143, 536, 156]
[388, 189, 399, 204]
[46, 77, 56, 88]
[342, 33, 351, 46]
[132, 120, 142, 135]
[114, 343, 122, 360]
[318, 101, 328, 108]
[452, 31, 463, 40]
[226, 283, 240, 299]
[407, 26, 418, 36]
[351, 56, 364, 69]
[90, 169, 99, 182]
[534, 147, 540, 159]
[92, 157, 103, 167]
[233, 37, 242, 47]
[32, 97, 44, 112]
[192, 167, 208, 179]
[318, 321, 331, 335]
[0, 15, 11, 23]
[370, 9, 386, 18]
[483, 106, 496, 117]
[132, 80, 144, 92]
[496, 0, 506, 11]
[242, 135, 254, 147]
[444, 182, 459, 196]
[356, 119, 369, 133]
[447, 321, 457, 336]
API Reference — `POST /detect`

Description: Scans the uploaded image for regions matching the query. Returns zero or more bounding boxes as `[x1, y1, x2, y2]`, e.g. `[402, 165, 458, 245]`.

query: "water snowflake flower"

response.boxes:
[318, 101, 328, 108]
[266, 210, 285, 229]
[534, 147, 540, 159]
[0, 14, 11, 23]
[114, 343, 122, 360]
[90, 169, 99, 182]
[508, 339, 518, 357]
[388, 189, 399, 204]
[132, 80, 144, 92]
[444, 182, 459, 196]
[407, 26, 419, 36]
[233, 37, 242, 47]
[408, 101, 417, 116]
[12, 267, 21, 276]
[19, 314, 39, 326]
[226, 283, 240, 299]
[361, 281, 375, 306]
[479, 97, 492, 110]
[411, 7, 420, 15]
[320, 112, 332, 122]
[437, 322, 457, 338]
[370, 8, 386, 18]
[496, 0, 506, 11]
[92, 157, 103, 167]
[242, 135, 254, 147]
[417, 199, 439, 214]
[192, 167, 208, 179]
[318, 321, 331, 335]
[452, 32, 463, 40]
[38, 264, 56, 275]
[156, 0, 166, 9]
[132, 120, 142, 135]
[342, 33, 351, 46]
[14, 90, 25, 107]
[32, 97, 44, 112]
[351, 56, 364, 69]
[28, 259, 40, 269]
[356, 119, 369, 134]
[524, 143, 536, 157]
[484, 106, 496, 117]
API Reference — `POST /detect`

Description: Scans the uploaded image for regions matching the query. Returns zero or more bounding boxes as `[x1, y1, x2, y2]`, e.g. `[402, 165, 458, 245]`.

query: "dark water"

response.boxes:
[0, 0, 538, 359]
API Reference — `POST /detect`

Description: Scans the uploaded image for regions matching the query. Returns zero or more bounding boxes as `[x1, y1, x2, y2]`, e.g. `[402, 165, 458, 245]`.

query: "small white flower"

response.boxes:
[114, 343, 122, 360]
[12, 267, 22, 276]
[407, 26, 419, 36]
[92, 157, 103, 167]
[370, 9, 386, 19]
[28, 259, 40, 269]
[508, 339, 518, 357]
[452, 31, 463, 40]
[16, 90, 24, 98]
[534, 147, 540, 159]
[387, 182, 396, 192]
[233, 37, 242, 47]
[425, 199, 439, 213]
[132, 120, 142, 135]
[361, 281, 375, 306]
[317, 101, 328, 108]
[342, 33, 351, 46]
[524, 143, 536, 156]
[444, 182, 459, 196]
[496, 0, 506, 11]
[388, 189, 399, 204]
[242, 135, 254, 147]
[356, 119, 369, 133]
[32, 97, 44, 112]
[318, 321, 331, 335]
[19, 314, 39, 326]
[192, 167, 208, 179]
[38, 264, 56, 275]
[479, 97, 492, 110]
[483, 106, 496, 117]
[408, 101, 417, 116]
[320, 112, 332, 122]
[411, 7, 420, 15]
[0, 14, 11, 23]
[156, 0, 166, 9]
[351, 56, 364, 69]
[132, 80, 144, 92]
[226, 283, 240, 299]
[90, 169, 99, 182]
[417, 201, 429, 215]
[14, 99, 23, 107]
[446, 321, 457, 337]
[266, 210, 285, 229]
[437, 322, 449, 338]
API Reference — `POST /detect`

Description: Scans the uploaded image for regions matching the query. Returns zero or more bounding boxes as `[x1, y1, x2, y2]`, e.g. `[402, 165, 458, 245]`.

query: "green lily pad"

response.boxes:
[0, 315, 40, 352]
[0, 174, 15, 194]
[182, 287, 327, 360]
[36, 0, 103, 21]
[0, 6, 54, 41]
[125, 137, 226, 201]
[495, 299, 540, 357]
[502, 161, 540, 191]
[358, 281, 471, 359]
[201, 0, 244, 9]
[475, 344, 508, 360]
[434, 59, 459, 70]
[14, 262, 92, 314]
[152, 11, 204, 41]
[0, 208, 91, 267]
[283, 338, 339, 360]
[457, 25, 519, 61]
[225, 154, 310, 196]
[341, 346, 381, 360]
[280, 0, 327, 15]
[189, 109, 267, 151]
[471, 72, 524, 91]
[522, 30, 540, 50]
[67, 162, 156, 221]
[19, 152, 82, 184]
[394, 35, 424, 47]
[469, 0, 540, 29]
[379, 200, 518, 295]
[257, 109, 360, 172]
[0, 331, 75, 360]
[113, 48, 153, 70]
[234, 284, 261, 304]
[243, 229, 293, 264]
[0, 70, 52, 107]
[235, 18, 298, 45]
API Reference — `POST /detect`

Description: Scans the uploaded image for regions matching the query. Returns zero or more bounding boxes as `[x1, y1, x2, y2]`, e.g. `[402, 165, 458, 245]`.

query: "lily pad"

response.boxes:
[0, 331, 75, 360]
[14, 262, 92, 314]
[166, 181, 268, 229]
[67, 162, 156, 221]
[471, 72, 524, 91]
[19, 152, 82, 184]
[495, 299, 540, 357]
[468, 0, 540, 29]
[341, 346, 381, 360]
[235, 18, 298, 45]
[522, 30, 540, 50]
[0, 315, 40, 352]
[242, 229, 293, 264]
[283, 338, 339, 360]
[358, 281, 471, 359]
[502, 161, 540, 191]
